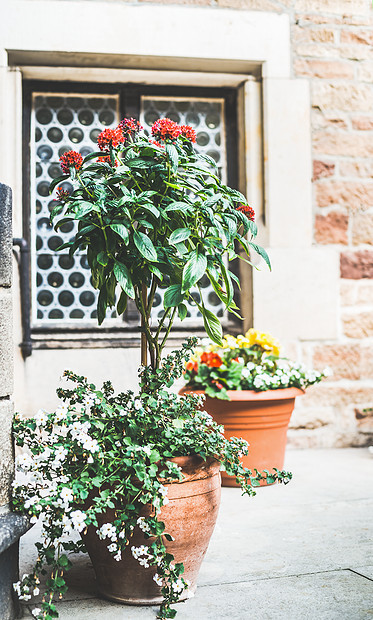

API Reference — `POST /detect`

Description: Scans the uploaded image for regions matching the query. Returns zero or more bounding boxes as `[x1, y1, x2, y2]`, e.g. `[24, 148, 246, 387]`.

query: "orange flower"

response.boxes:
[200, 352, 223, 368]
[186, 361, 198, 373]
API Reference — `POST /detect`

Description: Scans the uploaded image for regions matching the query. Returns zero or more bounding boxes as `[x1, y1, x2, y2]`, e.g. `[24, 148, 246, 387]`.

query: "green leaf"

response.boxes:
[169, 228, 191, 245]
[177, 303, 188, 321]
[200, 306, 223, 345]
[248, 242, 271, 270]
[165, 143, 179, 172]
[110, 223, 129, 244]
[97, 287, 107, 325]
[149, 264, 163, 281]
[49, 174, 69, 193]
[182, 251, 207, 292]
[75, 201, 100, 219]
[97, 251, 108, 266]
[133, 230, 157, 262]
[113, 261, 135, 299]
[165, 201, 192, 213]
[164, 284, 185, 308]
[117, 291, 128, 316]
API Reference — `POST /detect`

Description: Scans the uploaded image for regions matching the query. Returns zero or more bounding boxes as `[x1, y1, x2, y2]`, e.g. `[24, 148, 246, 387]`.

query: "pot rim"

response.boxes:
[179, 386, 304, 401]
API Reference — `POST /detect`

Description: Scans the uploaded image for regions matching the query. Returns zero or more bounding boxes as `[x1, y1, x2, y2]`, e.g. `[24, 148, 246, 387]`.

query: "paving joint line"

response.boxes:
[198, 567, 356, 589]
[348, 568, 373, 583]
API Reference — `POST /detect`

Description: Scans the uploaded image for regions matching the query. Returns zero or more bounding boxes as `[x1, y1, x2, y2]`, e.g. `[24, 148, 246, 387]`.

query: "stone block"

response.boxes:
[339, 43, 372, 60]
[316, 181, 373, 210]
[293, 25, 335, 42]
[356, 280, 373, 304]
[340, 280, 357, 306]
[339, 160, 373, 178]
[289, 405, 335, 430]
[302, 383, 373, 408]
[216, 0, 281, 7]
[0, 511, 30, 620]
[0, 400, 14, 507]
[294, 59, 354, 79]
[312, 110, 348, 130]
[295, 0, 370, 14]
[314, 131, 373, 157]
[352, 117, 373, 130]
[312, 83, 373, 112]
[313, 159, 335, 181]
[358, 63, 373, 82]
[340, 250, 373, 279]
[312, 344, 361, 380]
[360, 345, 373, 380]
[315, 212, 348, 244]
[0, 292, 13, 397]
[0, 184, 12, 288]
[352, 212, 373, 245]
[341, 29, 373, 46]
[354, 405, 373, 433]
[295, 42, 340, 58]
[342, 310, 373, 337]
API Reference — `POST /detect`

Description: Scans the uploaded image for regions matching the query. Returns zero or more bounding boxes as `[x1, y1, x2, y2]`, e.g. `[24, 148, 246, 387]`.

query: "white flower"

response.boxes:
[60, 487, 73, 504]
[70, 510, 87, 533]
[30, 516, 38, 524]
[33, 587, 40, 596]
[54, 404, 68, 421]
[172, 578, 185, 594]
[32, 608, 41, 617]
[153, 573, 163, 586]
[97, 523, 117, 541]
[16, 453, 34, 472]
[24, 495, 39, 510]
[13, 581, 21, 596]
[108, 543, 117, 553]
[134, 399, 142, 410]
[114, 550, 122, 561]
[54, 446, 68, 463]
[138, 557, 150, 568]
[137, 517, 151, 533]
[142, 445, 152, 456]
[87, 455, 94, 464]
[34, 409, 49, 427]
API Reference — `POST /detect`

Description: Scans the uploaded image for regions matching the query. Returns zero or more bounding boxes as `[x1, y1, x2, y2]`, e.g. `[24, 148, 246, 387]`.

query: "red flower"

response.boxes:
[236, 204, 255, 221]
[97, 127, 124, 152]
[150, 139, 165, 149]
[200, 351, 223, 368]
[186, 361, 198, 373]
[151, 118, 181, 142]
[55, 186, 70, 201]
[59, 151, 83, 175]
[213, 380, 224, 390]
[179, 125, 196, 143]
[97, 154, 119, 167]
[118, 117, 142, 139]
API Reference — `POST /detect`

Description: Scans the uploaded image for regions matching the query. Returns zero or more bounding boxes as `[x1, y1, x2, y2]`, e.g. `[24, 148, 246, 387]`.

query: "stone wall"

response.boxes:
[124, 0, 373, 447]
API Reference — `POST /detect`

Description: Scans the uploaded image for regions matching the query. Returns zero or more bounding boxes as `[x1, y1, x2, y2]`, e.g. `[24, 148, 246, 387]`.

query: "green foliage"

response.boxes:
[12, 340, 291, 620]
[50, 120, 265, 368]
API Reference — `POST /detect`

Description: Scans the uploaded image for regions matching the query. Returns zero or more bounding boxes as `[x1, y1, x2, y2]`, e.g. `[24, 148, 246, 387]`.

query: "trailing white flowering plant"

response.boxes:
[11, 340, 292, 620]
[183, 328, 330, 400]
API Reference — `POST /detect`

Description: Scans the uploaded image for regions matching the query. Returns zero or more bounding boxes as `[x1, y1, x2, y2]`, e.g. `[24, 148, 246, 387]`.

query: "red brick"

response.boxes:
[340, 250, 373, 279]
[315, 212, 348, 244]
[313, 160, 335, 181]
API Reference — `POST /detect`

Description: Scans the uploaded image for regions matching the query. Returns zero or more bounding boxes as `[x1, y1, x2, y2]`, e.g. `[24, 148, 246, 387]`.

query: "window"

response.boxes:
[24, 82, 238, 334]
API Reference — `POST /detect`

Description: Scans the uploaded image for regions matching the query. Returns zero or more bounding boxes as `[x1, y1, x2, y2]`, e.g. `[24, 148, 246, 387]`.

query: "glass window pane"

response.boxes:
[31, 92, 119, 324]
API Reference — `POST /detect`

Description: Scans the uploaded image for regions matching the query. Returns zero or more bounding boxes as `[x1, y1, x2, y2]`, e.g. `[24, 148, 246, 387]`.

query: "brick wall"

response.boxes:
[135, 0, 373, 447]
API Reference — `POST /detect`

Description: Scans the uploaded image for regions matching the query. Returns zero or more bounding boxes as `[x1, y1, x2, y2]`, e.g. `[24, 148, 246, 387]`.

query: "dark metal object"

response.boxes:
[12, 238, 32, 359]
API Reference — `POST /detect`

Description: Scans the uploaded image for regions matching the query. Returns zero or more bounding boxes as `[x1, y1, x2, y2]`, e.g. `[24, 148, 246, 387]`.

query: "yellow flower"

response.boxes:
[245, 328, 281, 356]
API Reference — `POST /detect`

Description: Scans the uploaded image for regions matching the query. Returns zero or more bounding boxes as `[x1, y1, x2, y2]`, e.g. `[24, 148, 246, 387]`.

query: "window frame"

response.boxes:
[23, 79, 241, 347]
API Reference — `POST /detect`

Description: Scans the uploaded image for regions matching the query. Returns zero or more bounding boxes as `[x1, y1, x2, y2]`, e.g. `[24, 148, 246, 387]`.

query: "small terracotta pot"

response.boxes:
[179, 388, 303, 487]
[81, 455, 221, 605]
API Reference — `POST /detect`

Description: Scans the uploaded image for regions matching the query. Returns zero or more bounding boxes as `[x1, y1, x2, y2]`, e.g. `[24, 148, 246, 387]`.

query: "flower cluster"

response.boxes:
[59, 150, 83, 174]
[97, 127, 125, 151]
[183, 329, 329, 400]
[179, 125, 196, 143]
[151, 117, 182, 141]
[118, 117, 143, 139]
[55, 186, 70, 201]
[236, 203, 255, 221]
[12, 342, 291, 620]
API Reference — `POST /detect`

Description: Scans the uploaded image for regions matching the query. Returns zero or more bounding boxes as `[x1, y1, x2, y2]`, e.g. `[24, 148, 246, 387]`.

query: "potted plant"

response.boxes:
[11, 118, 291, 620]
[181, 328, 329, 486]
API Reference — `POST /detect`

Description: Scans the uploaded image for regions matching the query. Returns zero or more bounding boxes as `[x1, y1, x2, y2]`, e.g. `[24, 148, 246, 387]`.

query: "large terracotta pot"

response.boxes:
[81, 455, 221, 604]
[179, 388, 303, 487]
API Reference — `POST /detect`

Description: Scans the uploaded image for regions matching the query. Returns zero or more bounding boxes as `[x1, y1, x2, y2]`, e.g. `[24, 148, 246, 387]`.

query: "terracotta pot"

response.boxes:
[179, 387, 303, 487]
[81, 455, 221, 604]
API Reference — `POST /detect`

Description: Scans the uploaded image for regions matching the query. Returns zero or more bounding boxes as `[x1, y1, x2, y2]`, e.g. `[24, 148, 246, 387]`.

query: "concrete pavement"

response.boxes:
[20, 448, 373, 619]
